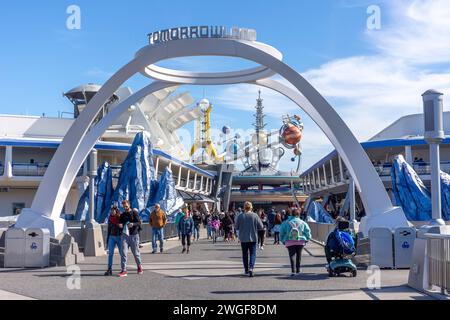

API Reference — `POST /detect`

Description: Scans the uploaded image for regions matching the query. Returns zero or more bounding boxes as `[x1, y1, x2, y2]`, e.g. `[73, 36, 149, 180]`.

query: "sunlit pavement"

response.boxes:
[0, 232, 434, 300]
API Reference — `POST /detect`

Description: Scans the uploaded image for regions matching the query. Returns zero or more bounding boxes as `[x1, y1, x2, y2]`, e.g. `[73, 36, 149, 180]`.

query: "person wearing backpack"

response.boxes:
[272, 212, 283, 245]
[280, 209, 311, 276]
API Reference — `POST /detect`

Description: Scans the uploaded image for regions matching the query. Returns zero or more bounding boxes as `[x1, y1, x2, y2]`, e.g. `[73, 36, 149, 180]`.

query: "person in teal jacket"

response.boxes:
[279, 209, 312, 276]
[175, 208, 186, 240]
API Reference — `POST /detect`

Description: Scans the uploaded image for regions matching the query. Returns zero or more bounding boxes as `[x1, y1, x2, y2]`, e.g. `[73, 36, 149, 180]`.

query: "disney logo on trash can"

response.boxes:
[402, 241, 410, 249]
[30, 242, 38, 250]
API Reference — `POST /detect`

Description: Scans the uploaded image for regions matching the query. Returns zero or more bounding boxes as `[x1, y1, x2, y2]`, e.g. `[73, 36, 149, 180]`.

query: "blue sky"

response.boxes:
[1, 0, 450, 171]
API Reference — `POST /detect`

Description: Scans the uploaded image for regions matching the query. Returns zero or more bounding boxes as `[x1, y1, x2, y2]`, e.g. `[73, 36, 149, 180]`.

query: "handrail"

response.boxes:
[425, 233, 449, 295]
[425, 233, 450, 240]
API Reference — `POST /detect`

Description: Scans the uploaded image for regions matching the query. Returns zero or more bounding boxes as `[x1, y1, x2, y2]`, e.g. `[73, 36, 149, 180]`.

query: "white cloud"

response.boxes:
[369, 0, 450, 65]
[213, 0, 450, 171]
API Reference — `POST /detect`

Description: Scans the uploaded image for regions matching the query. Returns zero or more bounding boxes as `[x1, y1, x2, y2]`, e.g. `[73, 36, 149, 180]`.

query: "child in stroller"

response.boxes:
[325, 218, 358, 277]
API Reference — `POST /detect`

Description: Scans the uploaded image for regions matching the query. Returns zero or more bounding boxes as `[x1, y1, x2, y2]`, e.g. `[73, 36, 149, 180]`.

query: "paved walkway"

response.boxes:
[0, 232, 434, 300]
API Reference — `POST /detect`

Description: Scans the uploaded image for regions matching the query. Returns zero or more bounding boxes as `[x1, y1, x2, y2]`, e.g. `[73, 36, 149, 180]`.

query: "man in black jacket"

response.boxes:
[192, 210, 203, 241]
[118, 200, 143, 277]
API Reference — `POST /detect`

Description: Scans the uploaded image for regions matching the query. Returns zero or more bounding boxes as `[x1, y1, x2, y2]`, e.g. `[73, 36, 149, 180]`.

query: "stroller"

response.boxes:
[325, 220, 357, 277]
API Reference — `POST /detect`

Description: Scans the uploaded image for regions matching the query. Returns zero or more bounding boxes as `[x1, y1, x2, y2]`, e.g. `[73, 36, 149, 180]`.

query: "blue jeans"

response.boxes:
[121, 234, 142, 270]
[241, 242, 257, 272]
[152, 227, 164, 251]
[193, 224, 200, 240]
[107, 235, 125, 270]
[206, 225, 212, 238]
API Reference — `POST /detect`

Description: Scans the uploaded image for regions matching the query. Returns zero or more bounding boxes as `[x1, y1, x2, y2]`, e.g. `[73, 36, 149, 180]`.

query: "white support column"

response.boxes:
[82, 160, 88, 177]
[338, 155, 344, 182]
[4, 146, 13, 178]
[177, 166, 182, 187]
[155, 157, 160, 180]
[186, 170, 190, 189]
[323, 164, 327, 186]
[349, 177, 357, 225]
[405, 145, 413, 165]
[209, 178, 213, 194]
[330, 159, 335, 184]
[88, 149, 98, 224]
[193, 173, 198, 191]
[169, 162, 172, 170]
[312, 171, 316, 190]
[317, 168, 321, 187]
[200, 175, 204, 191]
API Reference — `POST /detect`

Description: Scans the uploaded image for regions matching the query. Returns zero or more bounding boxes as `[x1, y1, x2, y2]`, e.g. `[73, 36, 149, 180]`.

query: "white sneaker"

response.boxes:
[260, 246, 264, 251]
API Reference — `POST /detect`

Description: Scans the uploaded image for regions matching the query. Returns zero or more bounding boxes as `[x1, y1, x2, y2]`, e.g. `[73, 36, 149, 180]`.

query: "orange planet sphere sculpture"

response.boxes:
[282, 124, 302, 146]
[279, 114, 304, 149]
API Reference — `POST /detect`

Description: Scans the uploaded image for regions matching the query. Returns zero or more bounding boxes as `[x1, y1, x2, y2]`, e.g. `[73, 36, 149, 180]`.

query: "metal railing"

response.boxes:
[373, 161, 450, 177]
[426, 233, 450, 295]
[11, 163, 84, 177]
[12, 163, 48, 176]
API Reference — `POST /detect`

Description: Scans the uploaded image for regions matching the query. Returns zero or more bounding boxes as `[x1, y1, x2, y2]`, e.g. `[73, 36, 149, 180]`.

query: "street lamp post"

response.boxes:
[422, 90, 445, 226]
[408, 90, 448, 292]
[88, 148, 98, 224]
[83, 148, 105, 257]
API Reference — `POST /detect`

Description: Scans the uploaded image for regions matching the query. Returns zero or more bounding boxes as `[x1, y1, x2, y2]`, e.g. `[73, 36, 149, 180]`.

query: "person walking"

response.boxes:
[118, 200, 143, 277]
[104, 206, 125, 276]
[267, 208, 276, 237]
[192, 209, 203, 241]
[300, 207, 307, 221]
[222, 212, 234, 241]
[210, 213, 221, 244]
[280, 209, 311, 277]
[150, 203, 167, 254]
[178, 210, 194, 253]
[235, 201, 264, 277]
[272, 212, 283, 245]
[205, 212, 213, 239]
[257, 209, 268, 250]
[175, 208, 186, 240]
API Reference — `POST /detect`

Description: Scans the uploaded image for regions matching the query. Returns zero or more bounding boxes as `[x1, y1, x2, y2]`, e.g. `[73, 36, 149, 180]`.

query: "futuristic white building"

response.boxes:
[0, 85, 215, 219]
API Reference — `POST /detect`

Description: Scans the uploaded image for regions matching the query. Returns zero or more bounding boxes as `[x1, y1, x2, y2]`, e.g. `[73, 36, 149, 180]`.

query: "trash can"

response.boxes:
[25, 228, 50, 268]
[5, 228, 26, 268]
[369, 227, 394, 268]
[394, 227, 416, 269]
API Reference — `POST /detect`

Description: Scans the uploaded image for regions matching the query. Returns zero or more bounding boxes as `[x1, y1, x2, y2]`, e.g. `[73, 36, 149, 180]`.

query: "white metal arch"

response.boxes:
[15, 38, 408, 236]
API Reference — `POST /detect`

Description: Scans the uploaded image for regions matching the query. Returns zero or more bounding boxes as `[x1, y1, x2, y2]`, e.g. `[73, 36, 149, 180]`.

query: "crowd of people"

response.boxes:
[104, 200, 313, 278]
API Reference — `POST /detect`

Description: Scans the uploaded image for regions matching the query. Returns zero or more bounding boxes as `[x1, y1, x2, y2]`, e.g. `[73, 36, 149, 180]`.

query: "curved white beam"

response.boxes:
[65, 81, 177, 196]
[254, 79, 409, 235]
[254, 79, 388, 211]
[14, 81, 176, 235]
[16, 38, 408, 236]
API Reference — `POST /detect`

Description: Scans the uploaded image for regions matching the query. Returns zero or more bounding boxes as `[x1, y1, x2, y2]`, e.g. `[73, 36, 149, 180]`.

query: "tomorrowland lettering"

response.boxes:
[147, 26, 257, 45]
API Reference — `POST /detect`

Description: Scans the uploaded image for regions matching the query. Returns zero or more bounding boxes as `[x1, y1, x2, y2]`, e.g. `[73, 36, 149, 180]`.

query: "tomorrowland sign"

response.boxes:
[147, 26, 257, 45]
